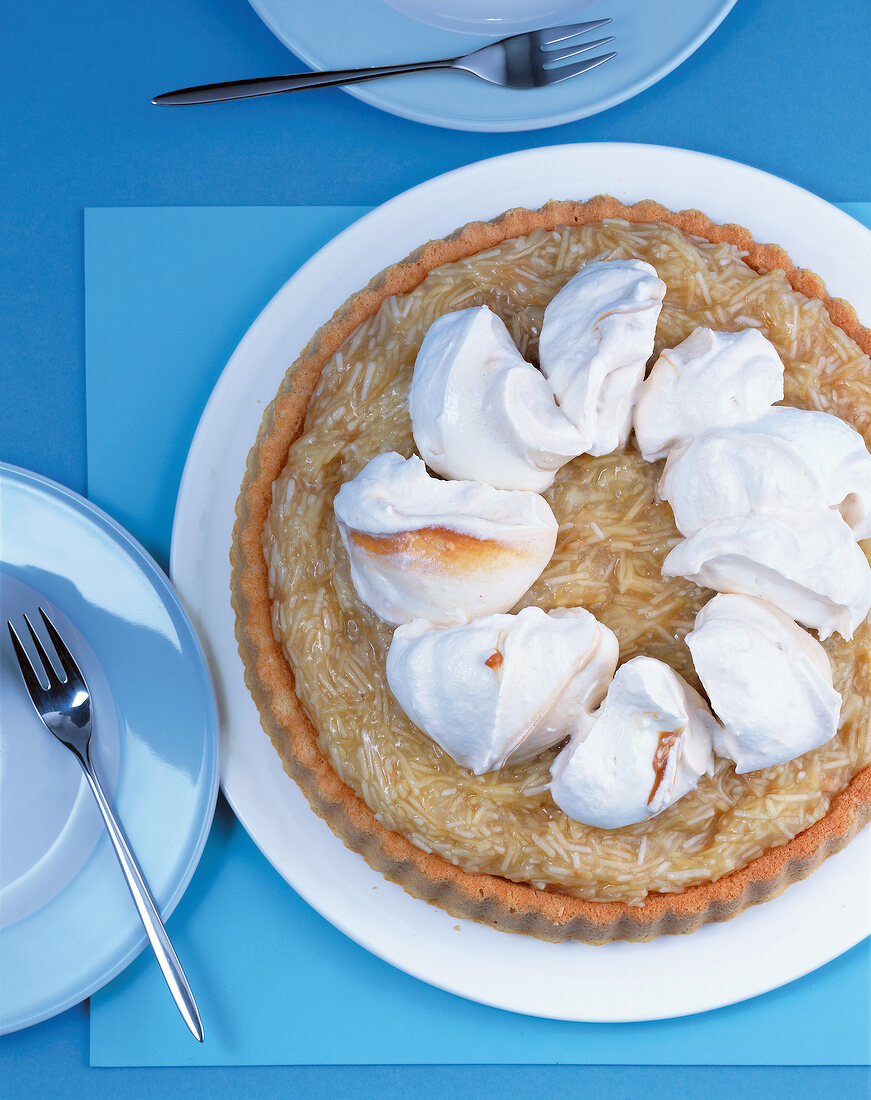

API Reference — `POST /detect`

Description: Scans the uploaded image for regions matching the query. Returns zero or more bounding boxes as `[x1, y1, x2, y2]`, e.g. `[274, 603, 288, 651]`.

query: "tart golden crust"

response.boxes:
[231, 196, 871, 943]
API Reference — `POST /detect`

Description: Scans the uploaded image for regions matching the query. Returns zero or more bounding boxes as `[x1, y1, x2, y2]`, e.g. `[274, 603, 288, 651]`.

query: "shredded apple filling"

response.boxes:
[264, 219, 871, 905]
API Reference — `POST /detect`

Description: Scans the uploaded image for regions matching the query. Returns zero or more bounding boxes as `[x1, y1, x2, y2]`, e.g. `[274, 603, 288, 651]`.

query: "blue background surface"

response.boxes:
[3, 0, 870, 1095]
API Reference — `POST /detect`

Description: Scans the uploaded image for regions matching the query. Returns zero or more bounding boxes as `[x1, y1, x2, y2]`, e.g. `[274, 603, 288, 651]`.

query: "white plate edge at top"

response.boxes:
[247, 0, 738, 132]
[170, 144, 871, 1023]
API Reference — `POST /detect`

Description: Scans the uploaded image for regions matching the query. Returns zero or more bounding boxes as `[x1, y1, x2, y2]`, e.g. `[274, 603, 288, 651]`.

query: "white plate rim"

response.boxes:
[0, 463, 221, 1034]
[247, 0, 737, 133]
[170, 143, 871, 1023]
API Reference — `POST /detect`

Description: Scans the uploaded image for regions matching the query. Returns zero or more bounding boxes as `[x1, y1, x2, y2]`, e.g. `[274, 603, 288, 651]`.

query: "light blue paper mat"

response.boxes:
[85, 205, 871, 1067]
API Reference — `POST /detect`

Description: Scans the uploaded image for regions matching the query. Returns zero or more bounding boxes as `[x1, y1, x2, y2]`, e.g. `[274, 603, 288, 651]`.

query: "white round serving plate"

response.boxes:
[248, 0, 736, 132]
[171, 143, 871, 1022]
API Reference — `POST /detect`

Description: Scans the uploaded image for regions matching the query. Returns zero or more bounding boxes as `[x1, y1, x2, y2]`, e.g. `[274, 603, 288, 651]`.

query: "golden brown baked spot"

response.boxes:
[348, 526, 524, 570]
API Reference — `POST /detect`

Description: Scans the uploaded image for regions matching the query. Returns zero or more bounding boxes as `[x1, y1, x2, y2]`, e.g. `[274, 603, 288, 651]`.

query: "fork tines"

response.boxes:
[8, 608, 74, 694]
[533, 19, 616, 82]
[537, 19, 612, 46]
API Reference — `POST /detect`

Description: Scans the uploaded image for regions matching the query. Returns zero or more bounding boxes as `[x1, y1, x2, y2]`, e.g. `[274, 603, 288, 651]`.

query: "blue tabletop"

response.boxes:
[3, 0, 870, 1095]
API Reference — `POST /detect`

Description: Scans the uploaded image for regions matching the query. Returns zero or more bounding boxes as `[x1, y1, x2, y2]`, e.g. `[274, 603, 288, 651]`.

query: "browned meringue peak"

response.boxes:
[333, 452, 558, 626]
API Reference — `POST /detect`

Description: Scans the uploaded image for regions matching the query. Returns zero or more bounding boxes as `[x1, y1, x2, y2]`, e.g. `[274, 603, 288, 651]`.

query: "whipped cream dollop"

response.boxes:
[410, 306, 587, 492]
[333, 452, 558, 626]
[659, 406, 871, 538]
[661, 507, 871, 640]
[633, 327, 785, 462]
[549, 656, 718, 829]
[386, 606, 618, 775]
[686, 594, 842, 773]
[745, 407, 871, 539]
[659, 427, 815, 537]
[538, 259, 666, 457]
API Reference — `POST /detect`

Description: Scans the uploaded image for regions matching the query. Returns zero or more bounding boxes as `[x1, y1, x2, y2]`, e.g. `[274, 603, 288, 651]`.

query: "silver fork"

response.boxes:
[7, 608, 204, 1042]
[152, 19, 616, 105]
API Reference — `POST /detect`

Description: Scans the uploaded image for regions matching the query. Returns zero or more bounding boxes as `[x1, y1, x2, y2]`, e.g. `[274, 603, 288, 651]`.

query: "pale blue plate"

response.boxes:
[248, 0, 736, 131]
[0, 464, 219, 1034]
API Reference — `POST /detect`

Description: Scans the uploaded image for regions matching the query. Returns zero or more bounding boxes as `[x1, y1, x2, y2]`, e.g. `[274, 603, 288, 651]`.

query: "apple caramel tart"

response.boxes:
[231, 196, 871, 942]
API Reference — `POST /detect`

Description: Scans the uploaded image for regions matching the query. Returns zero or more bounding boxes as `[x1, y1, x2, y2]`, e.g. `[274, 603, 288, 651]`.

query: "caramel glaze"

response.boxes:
[648, 728, 681, 805]
[485, 649, 504, 672]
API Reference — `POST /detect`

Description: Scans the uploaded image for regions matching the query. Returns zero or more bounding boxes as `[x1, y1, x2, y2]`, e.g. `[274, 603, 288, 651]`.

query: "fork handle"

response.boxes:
[152, 59, 457, 105]
[79, 755, 204, 1042]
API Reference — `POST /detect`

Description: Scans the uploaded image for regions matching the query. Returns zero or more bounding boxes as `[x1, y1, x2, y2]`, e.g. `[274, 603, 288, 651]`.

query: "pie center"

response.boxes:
[264, 219, 871, 905]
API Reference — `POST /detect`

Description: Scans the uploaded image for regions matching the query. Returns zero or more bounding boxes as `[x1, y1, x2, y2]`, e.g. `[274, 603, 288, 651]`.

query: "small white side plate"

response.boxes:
[0, 465, 219, 1034]
[248, 0, 736, 131]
